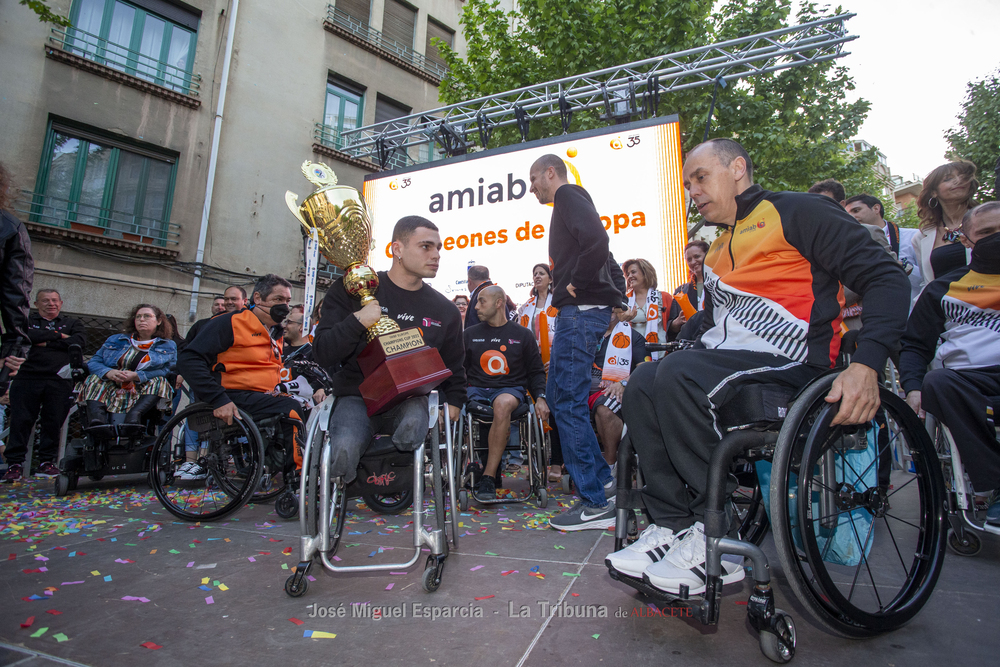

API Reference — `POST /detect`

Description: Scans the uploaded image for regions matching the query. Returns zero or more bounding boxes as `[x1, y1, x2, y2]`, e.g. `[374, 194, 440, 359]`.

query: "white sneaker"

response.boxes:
[643, 522, 745, 595]
[176, 461, 207, 480]
[605, 524, 678, 578]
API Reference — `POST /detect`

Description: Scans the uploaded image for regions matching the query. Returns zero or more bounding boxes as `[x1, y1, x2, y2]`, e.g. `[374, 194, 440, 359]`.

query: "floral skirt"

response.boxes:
[80, 374, 172, 414]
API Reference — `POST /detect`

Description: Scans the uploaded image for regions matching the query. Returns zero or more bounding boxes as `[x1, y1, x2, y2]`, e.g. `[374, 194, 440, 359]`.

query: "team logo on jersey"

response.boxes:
[480, 348, 509, 376]
[422, 317, 441, 327]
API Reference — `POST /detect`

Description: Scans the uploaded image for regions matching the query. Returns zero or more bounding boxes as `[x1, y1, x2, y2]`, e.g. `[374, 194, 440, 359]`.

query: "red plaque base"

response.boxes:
[358, 334, 452, 416]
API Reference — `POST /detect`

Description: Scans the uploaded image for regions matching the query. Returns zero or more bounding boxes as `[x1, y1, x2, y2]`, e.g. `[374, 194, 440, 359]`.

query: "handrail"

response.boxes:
[325, 5, 448, 81]
[13, 190, 180, 247]
[48, 25, 201, 96]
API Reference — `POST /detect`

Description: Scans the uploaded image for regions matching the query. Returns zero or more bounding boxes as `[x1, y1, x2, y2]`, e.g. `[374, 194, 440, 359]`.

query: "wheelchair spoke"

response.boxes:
[882, 512, 922, 531]
[886, 474, 918, 499]
[846, 510, 882, 610]
[881, 515, 910, 576]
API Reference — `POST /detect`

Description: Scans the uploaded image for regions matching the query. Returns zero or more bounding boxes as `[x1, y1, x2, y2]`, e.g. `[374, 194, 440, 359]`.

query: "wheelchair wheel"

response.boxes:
[250, 419, 291, 503]
[362, 489, 413, 514]
[946, 528, 982, 557]
[149, 403, 264, 522]
[731, 462, 769, 546]
[770, 375, 947, 637]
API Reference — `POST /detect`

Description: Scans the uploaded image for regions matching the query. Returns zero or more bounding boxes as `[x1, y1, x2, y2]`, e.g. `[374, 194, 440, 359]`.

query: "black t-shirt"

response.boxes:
[282, 342, 313, 364]
[313, 271, 467, 407]
[464, 320, 546, 398]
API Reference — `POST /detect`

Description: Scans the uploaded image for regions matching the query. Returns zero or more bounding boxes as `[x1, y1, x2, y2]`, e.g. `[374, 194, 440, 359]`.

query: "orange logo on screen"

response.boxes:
[389, 180, 399, 190]
[480, 348, 509, 376]
[610, 138, 623, 150]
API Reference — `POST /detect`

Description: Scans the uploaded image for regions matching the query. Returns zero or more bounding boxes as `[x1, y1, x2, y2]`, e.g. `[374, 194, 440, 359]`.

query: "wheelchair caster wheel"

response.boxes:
[458, 489, 470, 512]
[947, 528, 982, 556]
[421, 555, 445, 593]
[758, 610, 795, 663]
[536, 487, 548, 508]
[284, 572, 308, 598]
[561, 475, 572, 493]
[54, 474, 71, 497]
[275, 492, 299, 520]
[625, 510, 639, 543]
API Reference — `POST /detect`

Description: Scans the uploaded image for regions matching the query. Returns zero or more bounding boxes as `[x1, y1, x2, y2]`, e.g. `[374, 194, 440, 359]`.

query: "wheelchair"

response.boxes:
[454, 395, 549, 509]
[608, 346, 947, 663]
[148, 401, 301, 522]
[284, 390, 460, 598]
[54, 398, 164, 496]
[927, 398, 1000, 557]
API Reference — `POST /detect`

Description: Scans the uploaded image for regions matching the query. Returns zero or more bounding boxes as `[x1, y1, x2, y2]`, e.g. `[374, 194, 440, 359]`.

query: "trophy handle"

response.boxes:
[285, 191, 310, 230]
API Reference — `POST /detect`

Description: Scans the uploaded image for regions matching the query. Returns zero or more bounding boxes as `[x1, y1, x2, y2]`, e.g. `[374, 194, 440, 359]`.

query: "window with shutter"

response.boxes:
[382, 0, 415, 50]
[335, 0, 370, 27]
[425, 18, 453, 70]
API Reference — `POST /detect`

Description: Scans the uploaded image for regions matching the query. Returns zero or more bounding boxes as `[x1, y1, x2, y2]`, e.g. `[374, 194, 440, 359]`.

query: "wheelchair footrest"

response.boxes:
[606, 563, 714, 625]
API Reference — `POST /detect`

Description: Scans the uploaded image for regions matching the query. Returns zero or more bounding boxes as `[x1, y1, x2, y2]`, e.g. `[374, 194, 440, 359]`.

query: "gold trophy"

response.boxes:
[285, 161, 451, 415]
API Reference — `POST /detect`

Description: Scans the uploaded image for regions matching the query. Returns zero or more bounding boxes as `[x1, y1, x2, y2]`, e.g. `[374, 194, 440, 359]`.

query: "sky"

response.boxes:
[837, 0, 1000, 182]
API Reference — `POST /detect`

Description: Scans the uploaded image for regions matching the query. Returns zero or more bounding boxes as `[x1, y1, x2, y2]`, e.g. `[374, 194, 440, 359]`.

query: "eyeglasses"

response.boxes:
[285, 319, 303, 325]
[135, 314, 158, 320]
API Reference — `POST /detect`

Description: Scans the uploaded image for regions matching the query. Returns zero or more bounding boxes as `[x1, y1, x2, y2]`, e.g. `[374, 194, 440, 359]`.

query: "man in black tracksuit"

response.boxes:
[606, 139, 909, 595]
[900, 202, 1000, 522]
[529, 154, 625, 532]
[0, 205, 33, 386]
[2, 289, 86, 482]
[313, 216, 466, 483]
[464, 285, 549, 499]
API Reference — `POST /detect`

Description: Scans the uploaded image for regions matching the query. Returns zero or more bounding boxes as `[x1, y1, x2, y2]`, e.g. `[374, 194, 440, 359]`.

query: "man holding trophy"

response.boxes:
[288, 163, 465, 484]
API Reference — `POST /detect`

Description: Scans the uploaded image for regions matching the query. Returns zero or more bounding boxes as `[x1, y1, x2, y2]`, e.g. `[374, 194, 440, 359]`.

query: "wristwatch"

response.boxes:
[620, 380, 628, 387]
[536, 393, 546, 400]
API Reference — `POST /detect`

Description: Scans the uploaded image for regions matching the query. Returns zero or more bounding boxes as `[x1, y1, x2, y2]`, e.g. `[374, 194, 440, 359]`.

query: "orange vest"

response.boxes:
[215, 309, 283, 393]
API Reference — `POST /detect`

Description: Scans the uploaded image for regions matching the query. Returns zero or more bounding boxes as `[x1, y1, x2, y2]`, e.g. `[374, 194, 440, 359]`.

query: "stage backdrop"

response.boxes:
[362, 116, 688, 302]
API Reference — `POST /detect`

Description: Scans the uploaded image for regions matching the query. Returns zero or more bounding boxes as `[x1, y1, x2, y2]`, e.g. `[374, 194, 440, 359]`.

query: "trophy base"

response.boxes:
[358, 336, 452, 416]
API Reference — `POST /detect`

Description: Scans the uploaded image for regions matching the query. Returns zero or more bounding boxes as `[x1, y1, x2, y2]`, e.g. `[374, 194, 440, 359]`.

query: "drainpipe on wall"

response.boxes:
[188, 0, 240, 322]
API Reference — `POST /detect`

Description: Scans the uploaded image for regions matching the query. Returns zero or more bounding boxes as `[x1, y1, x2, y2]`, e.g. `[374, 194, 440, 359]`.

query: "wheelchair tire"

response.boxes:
[362, 489, 414, 514]
[458, 489, 470, 512]
[946, 528, 982, 557]
[536, 487, 548, 508]
[54, 474, 71, 497]
[275, 491, 299, 520]
[149, 403, 265, 522]
[284, 573, 308, 597]
[758, 610, 796, 664]
[770, 375, 947, 637]
[731, 465, 770, 547]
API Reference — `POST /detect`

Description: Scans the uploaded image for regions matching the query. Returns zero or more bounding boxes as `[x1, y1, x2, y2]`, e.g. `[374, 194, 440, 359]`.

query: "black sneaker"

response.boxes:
[36, 462, 61, 478]
[475, 474, 496, 501]
[549, 497, 616, 532]
[1, 463, 23, 483]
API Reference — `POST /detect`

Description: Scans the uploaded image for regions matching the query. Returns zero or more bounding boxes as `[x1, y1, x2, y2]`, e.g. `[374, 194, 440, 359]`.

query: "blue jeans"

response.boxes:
[548, 305, 613, 507]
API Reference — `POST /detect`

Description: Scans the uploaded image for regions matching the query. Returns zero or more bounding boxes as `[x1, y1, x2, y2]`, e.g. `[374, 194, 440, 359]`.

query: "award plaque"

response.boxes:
[286, 161, 451, 415]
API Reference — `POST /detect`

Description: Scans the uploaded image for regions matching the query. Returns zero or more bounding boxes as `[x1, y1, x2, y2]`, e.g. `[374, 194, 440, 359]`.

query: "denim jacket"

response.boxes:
[87, 334, 177, 384]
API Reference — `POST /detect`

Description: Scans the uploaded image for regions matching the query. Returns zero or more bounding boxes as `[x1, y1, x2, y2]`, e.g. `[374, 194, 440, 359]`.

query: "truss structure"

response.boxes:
[338, 13, 857, 168]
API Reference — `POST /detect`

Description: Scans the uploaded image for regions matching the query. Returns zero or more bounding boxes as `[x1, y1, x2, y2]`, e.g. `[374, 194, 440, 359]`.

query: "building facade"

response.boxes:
[0, 0, 465, 343]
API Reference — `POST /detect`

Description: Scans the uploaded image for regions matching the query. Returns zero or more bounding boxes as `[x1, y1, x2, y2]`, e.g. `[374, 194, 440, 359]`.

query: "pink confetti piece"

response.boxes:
[470, 565, 484, 571]
[247, 557, 256, 562]
[385, 583, 394, 590]
[205, 596, 214, 605]
[389, 571, 406, 575]
[332, 556, 342, 562]
[61, 581, 84, 585]
[186, 562, 195, 568]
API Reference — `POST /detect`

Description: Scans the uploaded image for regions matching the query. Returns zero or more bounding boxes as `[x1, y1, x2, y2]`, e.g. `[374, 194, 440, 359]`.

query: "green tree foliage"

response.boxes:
[895, 201, 921, 229]
[945, 67, 1000, 199]
[436, 0, 875, 196]
[19, 0, 71, 27]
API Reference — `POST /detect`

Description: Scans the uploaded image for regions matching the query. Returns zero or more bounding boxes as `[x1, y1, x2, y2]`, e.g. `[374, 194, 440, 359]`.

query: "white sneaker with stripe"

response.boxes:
[604, 524, 678, 578]
[642, 522, 745, 595]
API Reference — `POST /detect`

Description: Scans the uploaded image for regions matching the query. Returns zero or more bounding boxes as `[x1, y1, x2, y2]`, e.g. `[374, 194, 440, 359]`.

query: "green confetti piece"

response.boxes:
[189, 544, 197, 548]
[281, 563, 289, 570]
[213, 580, 220, 587]
[485, 551, 498, 556]
[591, 634, 600, 639]
[31, 627, 49, 638]
[53, 633, 69, 643]
[554, 545, 565, 549]
[562, 572, 580, 577]
[169, 549, 180, 554]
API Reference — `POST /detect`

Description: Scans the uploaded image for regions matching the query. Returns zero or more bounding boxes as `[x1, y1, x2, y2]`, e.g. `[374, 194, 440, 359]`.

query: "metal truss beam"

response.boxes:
[343, 13, 856, 167]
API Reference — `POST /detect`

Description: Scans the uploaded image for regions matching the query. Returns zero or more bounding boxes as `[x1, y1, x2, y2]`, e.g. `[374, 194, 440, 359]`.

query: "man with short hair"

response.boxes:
[464, 265, 508, 329]
[807, 178, 846, 207]
[529, 153, 624, 531]
[464, 285, 549, 500]
[901, 201, 1000, 523]
[211, 295, 226, 316]
[313, 216, 466, 484]
[177, 274, 300, 480]
[185, 285, 248, 345]
[2, 289, 86, 482]
[280, 304, 326, 408]
[607, 139, 909, 593]
[846, 193, 901, 257]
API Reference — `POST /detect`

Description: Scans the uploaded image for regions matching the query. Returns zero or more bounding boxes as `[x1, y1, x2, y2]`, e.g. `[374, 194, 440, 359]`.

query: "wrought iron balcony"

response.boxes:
[14, 190, 181, 249]
[48, 25, 201, 97]
[324, 5, 448, 83]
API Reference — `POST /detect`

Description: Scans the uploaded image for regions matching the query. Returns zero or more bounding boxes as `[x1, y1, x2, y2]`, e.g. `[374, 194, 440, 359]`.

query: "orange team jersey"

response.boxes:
[215, 309, 283, 393]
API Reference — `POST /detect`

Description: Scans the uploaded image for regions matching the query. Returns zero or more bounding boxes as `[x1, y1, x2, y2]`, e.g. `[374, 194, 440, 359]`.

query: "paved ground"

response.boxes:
[2, 471, 998, 666]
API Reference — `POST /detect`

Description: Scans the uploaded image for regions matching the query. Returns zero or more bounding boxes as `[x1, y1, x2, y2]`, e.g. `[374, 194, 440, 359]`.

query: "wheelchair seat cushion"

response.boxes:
[468, 401, 530, 420]
[716, 383, 795, 430]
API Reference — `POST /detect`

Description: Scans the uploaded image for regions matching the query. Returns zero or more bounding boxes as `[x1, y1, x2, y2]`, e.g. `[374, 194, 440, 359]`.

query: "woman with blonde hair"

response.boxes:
[622, 258, 665, 359]
[912, 160, 979, 287]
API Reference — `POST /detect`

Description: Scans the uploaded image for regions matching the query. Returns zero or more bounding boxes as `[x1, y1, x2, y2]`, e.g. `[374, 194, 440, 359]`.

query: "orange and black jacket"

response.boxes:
[699, 185, 910, 370]
[178, 308, 283, 408]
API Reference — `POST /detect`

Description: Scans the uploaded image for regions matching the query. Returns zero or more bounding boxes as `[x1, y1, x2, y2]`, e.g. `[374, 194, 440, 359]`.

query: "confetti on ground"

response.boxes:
[46, 610, 62, 615]
[122, 596, 150, 602]
[53, 633, 69, 642]
[562, 572, 580, 577]
[501, 570, 518, 576]
[554, 545, 565, 549]
[385, 583, 394, 590]
[470, 565, 484, 571]
[30, 627, 48, 638]
[205, 596, 214, 605]
[103, 575, 112, 582]
[247, 557, 256, 562]
[591, 634, 600, 639]
[140, 642, 162, 650]
[196, 563, 217, 569]
[218, 584, 229, 591]
[474, 595, 495, 601]
[20, 616, 34, 628]
[389, 571, 406, 575]
[288, 618, 304, 626]
[485, 551, 498, 555]
[303, 630, 336, 639]
[90, 571, 100, 576]
[186, 562, 195, 568]
[61, 581, 84, 585]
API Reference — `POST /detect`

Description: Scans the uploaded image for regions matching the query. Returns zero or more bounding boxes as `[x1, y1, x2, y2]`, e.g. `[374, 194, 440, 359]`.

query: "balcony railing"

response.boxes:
[325, 5, 448, 82]
[14, 190, 181, 249]
[49, 25, 201, 96]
